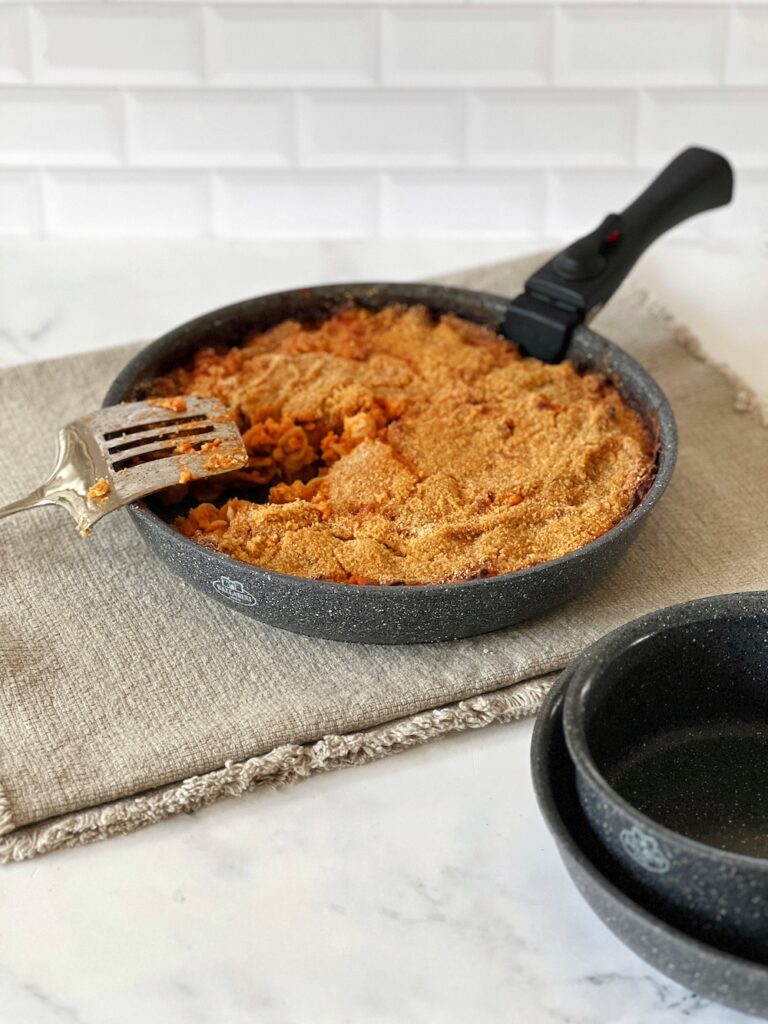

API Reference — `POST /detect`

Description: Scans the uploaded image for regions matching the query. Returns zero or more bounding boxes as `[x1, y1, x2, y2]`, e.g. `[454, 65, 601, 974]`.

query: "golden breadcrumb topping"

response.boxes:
[149, 304, 655, 585]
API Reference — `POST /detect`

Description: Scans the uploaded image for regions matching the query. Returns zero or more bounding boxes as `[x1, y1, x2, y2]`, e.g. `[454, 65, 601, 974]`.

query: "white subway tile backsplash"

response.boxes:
[45, 170, 209, 235]
[555, 4, 727, 86]
[213, 171, 377, 237]
[0, 172, 41, 235]
[707, 170, 768, 236]
[300, 91, 463, 167]
[0, 1, 762, 239]
[0, 89, 121, 165]
[33, 4, 202, 84]
[469, 90, 635, 167]
[726, 7, 768, 85]
[639, 89, 768, 167]
[382, 171, 546, 236]
[382, 6, 551, 86]
[0, 7, 30, 83]
[128, 90, 294, 166]
[206, 5, 377, 86]
[549, 170, 648, 235]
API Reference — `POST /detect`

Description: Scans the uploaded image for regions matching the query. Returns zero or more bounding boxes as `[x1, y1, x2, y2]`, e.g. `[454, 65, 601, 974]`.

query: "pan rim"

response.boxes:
[530, 668, 768, 978]
[108, 280, 678, 598]
[562, 590, 768, 872]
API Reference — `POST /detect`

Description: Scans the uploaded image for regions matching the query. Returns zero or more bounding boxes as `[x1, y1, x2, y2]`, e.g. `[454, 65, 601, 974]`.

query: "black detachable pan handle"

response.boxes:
[504, 147, 734, 362]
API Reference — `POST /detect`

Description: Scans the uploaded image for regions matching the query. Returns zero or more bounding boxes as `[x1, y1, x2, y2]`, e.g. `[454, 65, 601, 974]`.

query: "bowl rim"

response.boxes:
[562, 590, 768, 870]
[107, 280, 678, 598]
[531, 670, 768, 976]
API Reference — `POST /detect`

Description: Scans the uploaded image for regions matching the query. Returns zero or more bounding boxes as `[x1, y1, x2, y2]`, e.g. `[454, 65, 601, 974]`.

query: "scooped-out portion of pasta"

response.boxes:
[148, 303, 656, 585]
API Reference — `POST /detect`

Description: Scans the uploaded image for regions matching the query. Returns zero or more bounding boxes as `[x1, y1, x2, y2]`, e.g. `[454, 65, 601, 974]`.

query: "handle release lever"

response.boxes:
[552, 213, 623, 281]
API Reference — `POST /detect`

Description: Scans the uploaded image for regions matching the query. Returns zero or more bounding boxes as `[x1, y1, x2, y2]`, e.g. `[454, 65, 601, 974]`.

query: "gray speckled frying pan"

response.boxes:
[104, 148, 732, 644]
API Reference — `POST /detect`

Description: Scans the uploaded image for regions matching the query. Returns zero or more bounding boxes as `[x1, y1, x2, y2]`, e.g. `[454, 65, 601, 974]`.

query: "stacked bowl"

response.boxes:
[531, 592, 768, 1017]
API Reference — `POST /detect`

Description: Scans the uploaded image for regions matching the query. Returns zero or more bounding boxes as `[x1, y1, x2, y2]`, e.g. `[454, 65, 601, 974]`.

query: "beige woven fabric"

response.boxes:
[0, 254, 765, 862]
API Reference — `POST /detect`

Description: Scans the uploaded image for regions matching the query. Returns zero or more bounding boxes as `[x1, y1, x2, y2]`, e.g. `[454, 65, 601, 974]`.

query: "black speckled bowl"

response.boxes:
[562, 592, 768, 961]
[104, 282, 677, 645]
[532, 669, 768, 1019]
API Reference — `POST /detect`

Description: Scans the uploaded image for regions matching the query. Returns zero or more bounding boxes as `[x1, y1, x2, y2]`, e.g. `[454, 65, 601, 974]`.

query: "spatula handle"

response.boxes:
[0, 486, 50, 521]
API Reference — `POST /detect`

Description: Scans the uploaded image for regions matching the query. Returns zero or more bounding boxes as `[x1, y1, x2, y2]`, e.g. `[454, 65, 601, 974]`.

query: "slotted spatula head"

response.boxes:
[19, 397, 247, 534]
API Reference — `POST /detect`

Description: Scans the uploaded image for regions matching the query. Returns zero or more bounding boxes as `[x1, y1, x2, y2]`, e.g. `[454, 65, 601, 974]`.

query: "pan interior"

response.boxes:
[132, 290, 664, 562]
[608, 722, 768, 857]
[581, 612, 768, 859]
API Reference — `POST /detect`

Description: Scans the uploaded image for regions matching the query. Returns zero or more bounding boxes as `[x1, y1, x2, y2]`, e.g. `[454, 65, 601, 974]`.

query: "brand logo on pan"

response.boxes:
[619, 824, 671, 874]
[212, 576, 257, 606]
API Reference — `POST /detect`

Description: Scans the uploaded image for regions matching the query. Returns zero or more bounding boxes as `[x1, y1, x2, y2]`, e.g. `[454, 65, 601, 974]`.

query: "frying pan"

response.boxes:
[105, 147, 733, 644]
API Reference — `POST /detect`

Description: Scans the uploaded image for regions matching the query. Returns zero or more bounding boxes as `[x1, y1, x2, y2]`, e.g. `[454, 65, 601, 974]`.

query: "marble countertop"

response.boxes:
[0, 236, 765, 1024]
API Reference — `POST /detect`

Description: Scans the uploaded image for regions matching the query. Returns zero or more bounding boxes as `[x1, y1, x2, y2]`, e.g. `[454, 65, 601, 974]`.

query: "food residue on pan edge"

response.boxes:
[148, 304, 657, 585]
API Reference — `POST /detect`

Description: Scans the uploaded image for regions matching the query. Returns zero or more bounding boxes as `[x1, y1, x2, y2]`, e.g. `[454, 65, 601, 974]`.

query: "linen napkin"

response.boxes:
[0, 253, 765, 862]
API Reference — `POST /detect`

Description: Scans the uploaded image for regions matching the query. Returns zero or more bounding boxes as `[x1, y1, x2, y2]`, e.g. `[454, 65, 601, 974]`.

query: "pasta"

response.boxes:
[149, 304, 656, 585]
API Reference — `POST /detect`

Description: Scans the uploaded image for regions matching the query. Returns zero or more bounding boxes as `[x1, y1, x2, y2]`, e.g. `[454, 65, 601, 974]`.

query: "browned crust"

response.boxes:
[149, 304, 658, 585]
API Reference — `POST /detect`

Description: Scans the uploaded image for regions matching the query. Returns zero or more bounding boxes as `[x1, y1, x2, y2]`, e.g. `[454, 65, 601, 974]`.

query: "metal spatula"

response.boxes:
[0, 397, 248, 535]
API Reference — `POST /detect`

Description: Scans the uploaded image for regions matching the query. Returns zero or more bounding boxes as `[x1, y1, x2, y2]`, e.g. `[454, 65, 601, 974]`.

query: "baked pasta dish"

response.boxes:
[148, 304, 656, 585]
